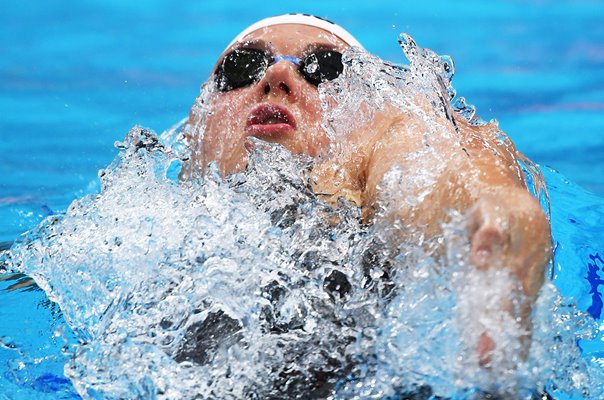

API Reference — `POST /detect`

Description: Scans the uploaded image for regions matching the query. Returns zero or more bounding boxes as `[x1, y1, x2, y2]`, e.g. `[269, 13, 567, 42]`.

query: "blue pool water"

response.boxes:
[1, 1, 604, 398]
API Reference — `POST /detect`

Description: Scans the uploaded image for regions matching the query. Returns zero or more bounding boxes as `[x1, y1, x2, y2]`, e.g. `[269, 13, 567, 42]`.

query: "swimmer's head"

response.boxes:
[184, 15, 362, 177]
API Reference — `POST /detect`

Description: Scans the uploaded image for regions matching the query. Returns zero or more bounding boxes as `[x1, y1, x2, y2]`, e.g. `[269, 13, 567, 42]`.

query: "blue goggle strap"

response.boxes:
[271, 55, 302, 65]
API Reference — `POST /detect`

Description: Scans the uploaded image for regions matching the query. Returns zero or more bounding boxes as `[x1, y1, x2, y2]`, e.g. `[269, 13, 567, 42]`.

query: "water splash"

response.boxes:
[398, 32, 488, 127]
[4, 34, 604, 399]
[4, 126, 601, 399]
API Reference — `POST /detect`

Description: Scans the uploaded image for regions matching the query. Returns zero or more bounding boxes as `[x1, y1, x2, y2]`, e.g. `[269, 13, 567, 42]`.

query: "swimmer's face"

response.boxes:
[187, 24, 349, 176]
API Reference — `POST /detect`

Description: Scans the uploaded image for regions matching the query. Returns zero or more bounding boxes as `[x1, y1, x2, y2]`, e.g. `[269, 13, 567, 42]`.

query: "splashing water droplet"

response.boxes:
[440, 54, 455, 83]
[452, 96, 477, 121]
[305, 55, 319, 74]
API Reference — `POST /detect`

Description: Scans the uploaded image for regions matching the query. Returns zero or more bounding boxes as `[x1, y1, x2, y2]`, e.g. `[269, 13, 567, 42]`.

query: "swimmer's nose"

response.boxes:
[258, 60, 302, 101]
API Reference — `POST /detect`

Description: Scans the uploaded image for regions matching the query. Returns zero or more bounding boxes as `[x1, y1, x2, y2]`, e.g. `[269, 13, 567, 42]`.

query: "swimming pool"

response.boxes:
[2, 1, 604, 398]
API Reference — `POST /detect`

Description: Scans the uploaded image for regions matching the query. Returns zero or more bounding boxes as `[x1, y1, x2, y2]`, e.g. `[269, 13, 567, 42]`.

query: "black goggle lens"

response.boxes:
[215, 48, 269, 92]
[300, 51, 343, 86]
[215, 48, 344, 92]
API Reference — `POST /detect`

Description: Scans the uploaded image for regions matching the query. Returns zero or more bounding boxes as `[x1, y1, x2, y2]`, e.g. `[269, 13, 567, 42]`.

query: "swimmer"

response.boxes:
[181, 14, 553, 366]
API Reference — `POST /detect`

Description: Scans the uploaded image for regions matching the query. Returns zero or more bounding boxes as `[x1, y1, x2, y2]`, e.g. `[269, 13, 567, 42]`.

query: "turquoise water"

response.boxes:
[1, 1, 604, 398]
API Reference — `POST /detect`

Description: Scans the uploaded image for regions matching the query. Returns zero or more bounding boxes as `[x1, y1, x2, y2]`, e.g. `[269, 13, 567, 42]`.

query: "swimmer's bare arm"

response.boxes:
[312, 111, 551, 364]
[311, 107, 552, 297]
[361, 114, 552, 299]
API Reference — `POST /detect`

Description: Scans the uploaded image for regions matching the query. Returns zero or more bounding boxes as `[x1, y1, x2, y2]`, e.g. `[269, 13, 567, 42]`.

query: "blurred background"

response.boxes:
[1, 0, 603, 240]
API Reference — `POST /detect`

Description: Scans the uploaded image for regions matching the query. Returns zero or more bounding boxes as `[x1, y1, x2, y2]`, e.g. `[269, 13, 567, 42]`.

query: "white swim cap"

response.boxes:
[226, 14, 363, 50]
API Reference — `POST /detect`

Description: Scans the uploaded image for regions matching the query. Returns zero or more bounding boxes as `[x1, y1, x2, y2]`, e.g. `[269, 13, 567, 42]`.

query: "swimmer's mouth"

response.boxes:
[246, 103, 297, 137]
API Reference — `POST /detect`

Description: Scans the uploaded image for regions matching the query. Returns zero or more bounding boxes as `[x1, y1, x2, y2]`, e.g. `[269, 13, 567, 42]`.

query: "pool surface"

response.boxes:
[1, 1, 604, 399]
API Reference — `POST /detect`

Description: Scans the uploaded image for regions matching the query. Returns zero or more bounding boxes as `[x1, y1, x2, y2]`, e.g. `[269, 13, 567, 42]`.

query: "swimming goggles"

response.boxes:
[214, 48, 344, 92]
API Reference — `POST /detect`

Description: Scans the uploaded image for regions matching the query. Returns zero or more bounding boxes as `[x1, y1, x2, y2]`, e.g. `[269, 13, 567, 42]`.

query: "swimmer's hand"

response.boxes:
[467, 187, 551, 298]
[466, 187, 552, 366]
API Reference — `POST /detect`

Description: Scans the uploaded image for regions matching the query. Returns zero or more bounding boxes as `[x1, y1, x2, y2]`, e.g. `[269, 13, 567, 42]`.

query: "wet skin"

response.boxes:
[183, 23, 553, 366]
[184, 24, 348, 177]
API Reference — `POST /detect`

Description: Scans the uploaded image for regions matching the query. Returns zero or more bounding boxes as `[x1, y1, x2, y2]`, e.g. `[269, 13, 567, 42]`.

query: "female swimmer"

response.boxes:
[181, 14, 552, 365]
